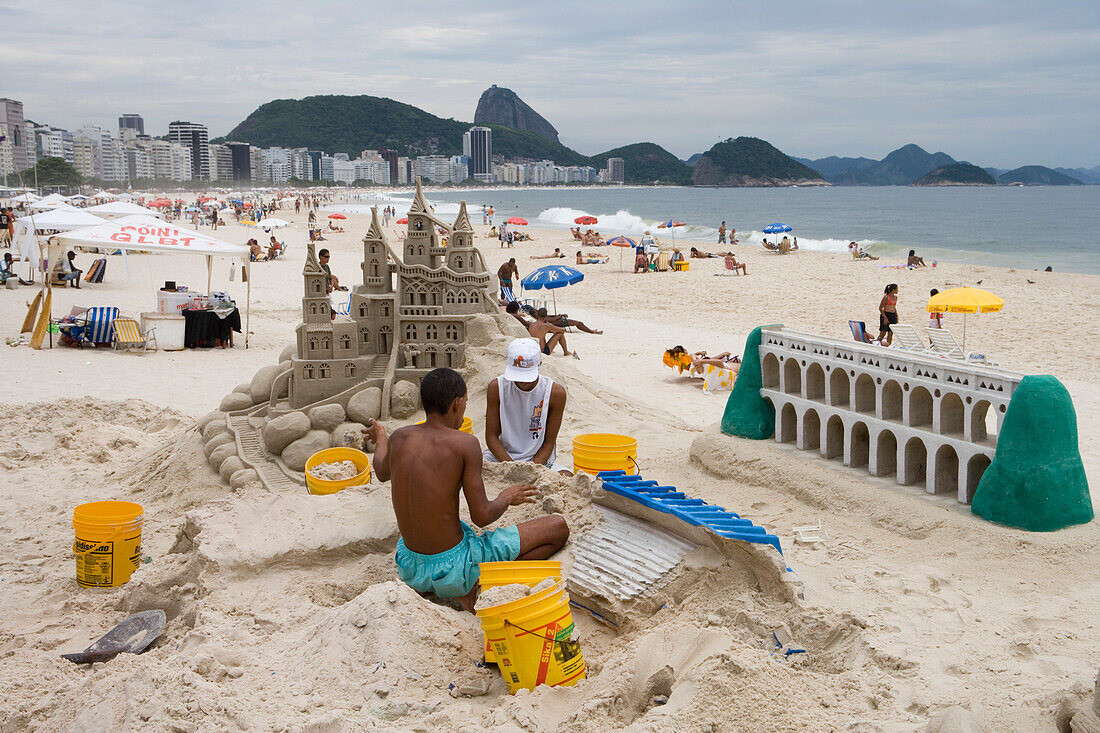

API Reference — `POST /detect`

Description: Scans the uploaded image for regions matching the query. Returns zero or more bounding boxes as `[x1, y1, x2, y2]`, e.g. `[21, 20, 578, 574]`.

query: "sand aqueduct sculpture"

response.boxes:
[748, 326, 1018, 503]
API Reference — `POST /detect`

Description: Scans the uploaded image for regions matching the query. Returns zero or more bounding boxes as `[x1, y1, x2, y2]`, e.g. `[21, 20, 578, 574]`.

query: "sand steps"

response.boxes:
[367, 356, 388, 379]
[229, 415, 303, 492]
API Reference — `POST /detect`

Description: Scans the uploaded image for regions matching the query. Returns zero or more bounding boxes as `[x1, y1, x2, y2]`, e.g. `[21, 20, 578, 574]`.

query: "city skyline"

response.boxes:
[1, 1, 1097, 169]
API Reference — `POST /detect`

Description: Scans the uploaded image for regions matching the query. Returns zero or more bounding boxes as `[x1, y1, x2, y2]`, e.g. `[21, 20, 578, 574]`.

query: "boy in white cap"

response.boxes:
[485, 338, 572, 476]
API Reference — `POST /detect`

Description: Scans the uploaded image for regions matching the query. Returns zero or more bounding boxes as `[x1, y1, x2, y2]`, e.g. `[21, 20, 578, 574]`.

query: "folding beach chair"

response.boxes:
[500, 285, 518, 304]
[715, 257, 743, 276]
[65, 306, 119, 348]
[112, 317, 157, 354]
[848, 320, 874, 344]
[924, 328, 997, 365]
[657, 251, 672, 272]
[330, 293, 351, 317]
[889, 323, 925, 351]
[84, 257, 107, 283]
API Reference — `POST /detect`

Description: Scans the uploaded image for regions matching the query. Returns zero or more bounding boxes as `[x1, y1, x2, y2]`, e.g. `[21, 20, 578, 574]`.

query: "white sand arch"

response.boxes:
[758, 327, 1018, 503]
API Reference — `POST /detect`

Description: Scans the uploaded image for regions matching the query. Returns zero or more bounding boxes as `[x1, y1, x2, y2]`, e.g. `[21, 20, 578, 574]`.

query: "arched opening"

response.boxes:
[875, 430, 898, 477]
[358, 303, 368, 318]
[849, 422, 870, 468]
[444, 347, 457, 368]
[761, 353, 780, 389]
[940, 393, 965, 436]
[782, 359, 802, 396]
[829, 369, 850, 407]
[934, 444, 959, 495]
[966, 454, 992, 503]
[824, 415, 844, 459]
[910, 386, 933, 428]
[802, 409, 821, 451]
[779, 403, 797, 443]
[379, 326, 391, 353]
[971, 400, 998, 443]
[854, 374, 876, 414]
[805, 364, 825, 402]
[345, 363, 356, 378]
[425, 347, 437, 367]
[903, 438, 927, 486]
[882, 381, 903, 422]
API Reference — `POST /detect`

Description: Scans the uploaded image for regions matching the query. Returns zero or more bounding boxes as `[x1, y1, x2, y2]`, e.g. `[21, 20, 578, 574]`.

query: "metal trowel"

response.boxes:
[61, 610, 167, 664]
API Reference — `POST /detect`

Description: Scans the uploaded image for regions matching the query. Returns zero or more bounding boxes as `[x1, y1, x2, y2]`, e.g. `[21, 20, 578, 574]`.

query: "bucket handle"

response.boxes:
[72, 524, 124, 557]
[628, 455, 641, 474]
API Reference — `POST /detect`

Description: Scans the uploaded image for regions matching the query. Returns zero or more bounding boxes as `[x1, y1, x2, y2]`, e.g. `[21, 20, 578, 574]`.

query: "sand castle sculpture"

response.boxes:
[722, 325, 1092, 531]
[199, 179, 497, 491]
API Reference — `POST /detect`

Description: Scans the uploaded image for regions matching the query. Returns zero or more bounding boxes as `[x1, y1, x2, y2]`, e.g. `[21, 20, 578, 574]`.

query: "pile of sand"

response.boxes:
[474, 577, 557, 611]
[307, 460, 360, 481]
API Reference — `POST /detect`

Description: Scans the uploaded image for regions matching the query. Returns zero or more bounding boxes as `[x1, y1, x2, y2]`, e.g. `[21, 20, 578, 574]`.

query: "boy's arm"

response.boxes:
[460, 437, 538, 527]
[532, 383, 567, 466]
[484, 379, 514, 462]
[364, 419, 390, 481]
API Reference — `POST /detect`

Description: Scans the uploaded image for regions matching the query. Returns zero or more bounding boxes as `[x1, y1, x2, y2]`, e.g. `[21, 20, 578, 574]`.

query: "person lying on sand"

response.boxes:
[531, 248, 566, 259]
[485, 339, 574, 480]
[690, 351, 741, 375]
[690, 247, 719, 258]
[575, 250, 608, 265]
[849, 242, 879, 260]
[537, 307, 602, 335]
[366, 367, 568, 613]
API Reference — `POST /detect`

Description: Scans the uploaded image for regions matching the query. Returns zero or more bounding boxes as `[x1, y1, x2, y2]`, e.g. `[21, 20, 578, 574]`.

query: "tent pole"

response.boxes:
[206, 255, 212, 295]
[121, 249, 132, 285]
[245, 258, 251, 349]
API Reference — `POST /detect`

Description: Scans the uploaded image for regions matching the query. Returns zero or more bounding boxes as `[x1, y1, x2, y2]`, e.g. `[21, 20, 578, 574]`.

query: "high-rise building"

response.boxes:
[319, 155, 335, 182]
[118, 114, 144, 136]
[0, 98, 30, 175]
[226, 142, 253, 183]
[208, 144, 234, 183]
[75, 125, 125, 181]
[466, 126, 492, 183]
[35, 126, 75, 164]
[308, 151, 322, 181]
[378, 149, 398, 184]
[250, 147, 268, 183]
[606, 157, 625, 183]
[167, 121, 210, 179]
[289, 148, 313, 181]
[149, 139, 192, 180]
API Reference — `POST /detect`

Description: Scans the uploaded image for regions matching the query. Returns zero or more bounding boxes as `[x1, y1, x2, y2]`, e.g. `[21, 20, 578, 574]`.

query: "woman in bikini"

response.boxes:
[877, 283, 899, 346]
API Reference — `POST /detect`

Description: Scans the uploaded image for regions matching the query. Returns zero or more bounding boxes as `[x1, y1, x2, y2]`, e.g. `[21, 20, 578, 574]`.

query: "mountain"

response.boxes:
[222, 94, 587, 164]
[984, 167, 1008, 178]
[834, 144, 956, 185]
[996, 166, 1083, 186]
[691, 137, 827, 187]
[794, 155, 877, 180]
[1053, 166, 1100, 184]
[590, 143, 692, 185]
[912, 163, 996, 186]
[473, 86, 559, 142]
[684, 153, 704, 167]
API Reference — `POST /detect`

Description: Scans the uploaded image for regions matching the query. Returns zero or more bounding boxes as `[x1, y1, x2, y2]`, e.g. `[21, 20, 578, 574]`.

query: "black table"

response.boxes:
[182, 308, 241, 348]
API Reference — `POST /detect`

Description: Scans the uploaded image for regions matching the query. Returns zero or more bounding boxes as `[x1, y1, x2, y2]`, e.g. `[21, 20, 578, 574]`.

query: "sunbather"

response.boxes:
[531, 248, 565, 259]
[529, 310, 575, 357]
[849, 242, 879, 260]
[575, 250, 607, 265]
[537, 307, 602, 335]
[690, 351, 741, 375]
[267, 235, 281, 259]
[724, 253, 748, 275]
[907, 249, 926, 267]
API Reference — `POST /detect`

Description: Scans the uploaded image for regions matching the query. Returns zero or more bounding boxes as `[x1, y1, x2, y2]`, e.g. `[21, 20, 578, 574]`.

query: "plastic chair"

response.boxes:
[848, 320, 873, 344]
[112, 317, 157, 354]
[889, 323, 925, 351]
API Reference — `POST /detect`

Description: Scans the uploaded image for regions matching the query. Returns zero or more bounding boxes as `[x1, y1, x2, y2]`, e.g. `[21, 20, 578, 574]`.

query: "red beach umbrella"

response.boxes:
[574, 216, 598, 226]
[328, 213, 346, 219]
[506, 217, 527, 225]
[147, 199, 171, 208]
[396, 217, 408, 224]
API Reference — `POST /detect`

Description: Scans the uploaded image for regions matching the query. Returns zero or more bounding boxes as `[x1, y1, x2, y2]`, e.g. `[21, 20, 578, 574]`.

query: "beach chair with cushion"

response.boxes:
[112, 317, 157, 354]
[702, 364, 737, 394]
[848, 320, 874, 344]
[657, 251, 672, 272]
[889, 323, 925, 351]
[500, 285, 517, 304]
[762, 240, 780, 252]
[924, 328, 997, 365]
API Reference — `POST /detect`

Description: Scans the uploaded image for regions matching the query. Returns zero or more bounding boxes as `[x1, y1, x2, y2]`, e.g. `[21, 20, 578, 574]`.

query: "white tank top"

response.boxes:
[495, 375, 555, 464]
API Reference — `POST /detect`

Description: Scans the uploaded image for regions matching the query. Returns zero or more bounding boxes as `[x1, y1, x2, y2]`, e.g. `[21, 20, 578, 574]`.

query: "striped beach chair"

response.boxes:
[82, 307, 119, 347]
[112, 317, 157, 354]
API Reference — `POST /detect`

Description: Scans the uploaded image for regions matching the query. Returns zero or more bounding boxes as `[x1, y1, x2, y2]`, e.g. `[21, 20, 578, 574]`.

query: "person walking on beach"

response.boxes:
[366, 367, 569, 613]
[877, 284, 899, 346]
[484, 339, 573, 476]
[497, 258, 519, 298]
[718, 222, 727, 245]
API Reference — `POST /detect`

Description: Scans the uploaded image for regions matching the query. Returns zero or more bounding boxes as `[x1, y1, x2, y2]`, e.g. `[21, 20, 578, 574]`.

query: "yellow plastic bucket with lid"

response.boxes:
[72, 501, 144, 588]
[572, 433, 638, 476]
[415, 416, 473, 434]
[305, 447, 372, 495]
[479, 561, 562, 663]
[476, 579, 586, 694]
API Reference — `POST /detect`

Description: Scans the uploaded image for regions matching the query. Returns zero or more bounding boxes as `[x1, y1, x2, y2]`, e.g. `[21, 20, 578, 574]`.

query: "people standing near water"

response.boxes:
[877, 284, 899, 346]
[484, 339, 573, 476]
[365, 367, 569, 613]
[718, 222, 727, 245]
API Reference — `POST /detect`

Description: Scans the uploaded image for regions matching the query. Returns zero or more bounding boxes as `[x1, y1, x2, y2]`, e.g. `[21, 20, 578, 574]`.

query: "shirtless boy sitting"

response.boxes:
[365, 368, 569, 613]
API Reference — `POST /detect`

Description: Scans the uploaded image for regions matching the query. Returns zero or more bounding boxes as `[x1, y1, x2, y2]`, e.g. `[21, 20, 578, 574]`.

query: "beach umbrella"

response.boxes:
[657, 219, 686, 245]
[229, 198, 244, 205]
[926, 286, 1004, 348]
[606, 236, 637, 271]
[396, 217, 408, 224]
[574, 216, 598, 226]
[259, 218, 290, 229]
[507, 216, 527, 225]
[328, 213, 346, 219]
[521, 264, 585, 313]
[148, 199, 171, 208]
[762, 222, 792, 247]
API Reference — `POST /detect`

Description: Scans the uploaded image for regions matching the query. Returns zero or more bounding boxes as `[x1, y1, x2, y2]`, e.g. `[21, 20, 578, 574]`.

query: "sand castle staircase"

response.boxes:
[228, 411, 304, 492]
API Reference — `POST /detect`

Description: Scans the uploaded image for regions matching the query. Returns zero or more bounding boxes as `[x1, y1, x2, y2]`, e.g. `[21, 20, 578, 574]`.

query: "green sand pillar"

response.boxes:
[971, 375, 1093, 531]
[721, 325, 776, 440]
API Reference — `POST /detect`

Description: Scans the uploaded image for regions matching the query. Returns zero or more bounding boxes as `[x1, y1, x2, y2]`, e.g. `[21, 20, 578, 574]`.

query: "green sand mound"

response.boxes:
[721, 326, 775, 440]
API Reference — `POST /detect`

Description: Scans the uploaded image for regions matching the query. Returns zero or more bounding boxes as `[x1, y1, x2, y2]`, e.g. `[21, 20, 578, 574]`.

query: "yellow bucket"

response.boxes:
[305, 447, 372, 495]
[572, 433, 638, 476]
[477, 579, 586, 693]
[72, 501, 144, 588]
[416, 416, 473, 434]
[479, 561, 562, 663]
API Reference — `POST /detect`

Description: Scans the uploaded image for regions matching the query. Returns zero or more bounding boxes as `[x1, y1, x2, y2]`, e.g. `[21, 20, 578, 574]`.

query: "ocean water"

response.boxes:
[332, 186, 1100, 275]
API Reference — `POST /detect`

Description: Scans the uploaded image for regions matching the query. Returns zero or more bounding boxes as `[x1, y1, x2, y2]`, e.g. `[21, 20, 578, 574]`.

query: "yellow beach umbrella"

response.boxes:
[926, 286, 1004, 347]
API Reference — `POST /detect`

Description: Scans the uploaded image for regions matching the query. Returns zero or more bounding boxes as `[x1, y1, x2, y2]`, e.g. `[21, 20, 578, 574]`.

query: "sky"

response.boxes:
[3, 0, 1098, 169]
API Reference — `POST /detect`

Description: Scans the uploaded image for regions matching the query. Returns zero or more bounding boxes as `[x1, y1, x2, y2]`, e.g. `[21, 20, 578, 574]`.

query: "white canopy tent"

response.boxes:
[50, 220, 254, 347]
[85, 201, 163, 220]
[10, 209, 108, 277]
[28, 193, 71, 211]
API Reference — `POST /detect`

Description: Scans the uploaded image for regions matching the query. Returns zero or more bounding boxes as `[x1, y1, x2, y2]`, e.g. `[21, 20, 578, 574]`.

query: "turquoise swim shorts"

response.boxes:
[395, 521, 521, 599]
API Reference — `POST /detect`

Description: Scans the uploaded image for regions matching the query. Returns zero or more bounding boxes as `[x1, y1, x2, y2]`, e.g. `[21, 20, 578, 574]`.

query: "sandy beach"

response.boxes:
[1, 199, 1097, 731]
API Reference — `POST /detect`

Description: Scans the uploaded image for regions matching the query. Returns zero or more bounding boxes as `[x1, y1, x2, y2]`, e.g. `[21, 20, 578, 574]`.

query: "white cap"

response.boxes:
[504, 338, 541, 382]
